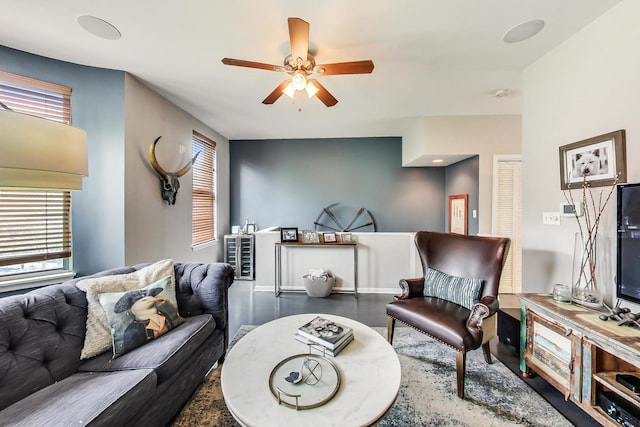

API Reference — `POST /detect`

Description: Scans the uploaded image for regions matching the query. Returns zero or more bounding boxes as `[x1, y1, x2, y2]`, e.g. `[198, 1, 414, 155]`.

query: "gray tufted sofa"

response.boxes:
[0, 262, 234, 427]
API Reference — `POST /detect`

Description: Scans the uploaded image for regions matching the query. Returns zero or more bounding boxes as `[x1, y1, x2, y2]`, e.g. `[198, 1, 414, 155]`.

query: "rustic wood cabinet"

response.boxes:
[519, 294, 640, 426]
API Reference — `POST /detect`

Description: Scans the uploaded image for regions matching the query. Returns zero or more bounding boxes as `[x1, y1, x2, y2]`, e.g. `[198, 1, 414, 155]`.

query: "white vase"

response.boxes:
[571, 232, 609, 307]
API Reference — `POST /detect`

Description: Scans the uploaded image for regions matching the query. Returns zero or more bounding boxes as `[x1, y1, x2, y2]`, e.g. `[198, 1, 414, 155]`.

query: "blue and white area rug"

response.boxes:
[172, 326, 571, 426]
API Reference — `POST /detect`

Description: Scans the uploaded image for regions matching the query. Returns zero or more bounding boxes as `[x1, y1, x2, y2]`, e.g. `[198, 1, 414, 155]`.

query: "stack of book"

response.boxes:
[295, 316, 354, 357]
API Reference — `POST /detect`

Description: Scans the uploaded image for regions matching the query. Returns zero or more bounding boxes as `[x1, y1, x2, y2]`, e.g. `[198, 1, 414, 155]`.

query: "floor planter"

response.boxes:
[303, 276, 335, 297]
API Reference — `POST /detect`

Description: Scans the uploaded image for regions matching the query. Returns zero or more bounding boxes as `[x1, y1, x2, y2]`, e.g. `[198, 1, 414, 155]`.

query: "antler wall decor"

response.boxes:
[148, 136, 199, 205]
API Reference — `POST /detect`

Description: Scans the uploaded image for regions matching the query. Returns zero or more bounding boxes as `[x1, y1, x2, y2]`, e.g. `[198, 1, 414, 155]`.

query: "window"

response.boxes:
[192, 131, 216, 246]
[0, 71, 72, 278]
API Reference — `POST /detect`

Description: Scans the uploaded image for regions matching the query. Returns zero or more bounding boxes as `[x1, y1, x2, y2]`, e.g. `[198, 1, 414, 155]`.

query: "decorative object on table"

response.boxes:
[268, 353, 341, 410]
[598, 300, 640, 327]
[301, 229, 320, 244]
[314, 203, 377, 232]
[280, 227, 299, 242]
[231, 225, 241, 234]
[284, 370, 302, 384]
[448, 194, 468, 235]
[564, 174, 620, 308]
[148, 136, 200, 205]
[302, 269, 335, 298]
[297, 316, 354, 351]
[340, 232, 353, 243]
[552, 284, 571, 303]
[558, 129, 626, 190]
[243, 217, 256, 234]
[322, 232, 337, 243]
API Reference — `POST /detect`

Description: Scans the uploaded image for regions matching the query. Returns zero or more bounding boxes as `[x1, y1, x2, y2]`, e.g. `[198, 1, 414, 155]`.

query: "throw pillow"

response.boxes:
[98, 276, 186, 358]
[76, 259, 175, 359]
[423, 267, 484, 310]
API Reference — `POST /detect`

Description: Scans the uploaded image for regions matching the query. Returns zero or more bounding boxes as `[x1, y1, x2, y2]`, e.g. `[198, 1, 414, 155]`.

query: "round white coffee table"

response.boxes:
[221, 314, 401, 427]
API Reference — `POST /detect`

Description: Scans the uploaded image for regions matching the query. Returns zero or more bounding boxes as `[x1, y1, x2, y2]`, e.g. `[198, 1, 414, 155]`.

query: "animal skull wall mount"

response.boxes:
[148, 136, 199, 205]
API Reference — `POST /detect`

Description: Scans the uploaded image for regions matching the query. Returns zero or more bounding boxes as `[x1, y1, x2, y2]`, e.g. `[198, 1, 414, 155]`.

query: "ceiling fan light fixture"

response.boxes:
[305, 81, 319, 98]
[283, 82, 296, 99]
[291, 71, 307, 91]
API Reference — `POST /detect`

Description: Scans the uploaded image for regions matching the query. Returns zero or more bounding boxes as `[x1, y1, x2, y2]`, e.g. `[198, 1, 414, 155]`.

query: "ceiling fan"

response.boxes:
[221, 17, 374, 107]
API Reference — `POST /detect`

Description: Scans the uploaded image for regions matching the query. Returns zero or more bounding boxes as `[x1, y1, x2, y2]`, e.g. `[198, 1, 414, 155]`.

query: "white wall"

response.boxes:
[124, 75, 230, 264]
[522, 0, 640, 310]
[402, 115, 521, 235]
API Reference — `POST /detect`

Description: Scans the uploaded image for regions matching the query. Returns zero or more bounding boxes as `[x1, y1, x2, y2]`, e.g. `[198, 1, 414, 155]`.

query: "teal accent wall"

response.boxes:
[445, 156, 480, 235]
[230, 137, 447, 232]
[0, 45, 126, 275]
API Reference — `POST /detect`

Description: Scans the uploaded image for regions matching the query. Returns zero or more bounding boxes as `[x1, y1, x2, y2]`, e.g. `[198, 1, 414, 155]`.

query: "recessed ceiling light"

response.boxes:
[503, 19, 545, 43]
[494, 89, 511, 98]
[432, 159, 444, 164]
[77, 15, 121, 40]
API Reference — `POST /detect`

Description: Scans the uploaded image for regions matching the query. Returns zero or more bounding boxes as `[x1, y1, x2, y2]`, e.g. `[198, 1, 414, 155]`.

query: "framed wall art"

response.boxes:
[448, 194, 468, 235]
[559, 129, 626, 190]
[280, 227, 299, 242]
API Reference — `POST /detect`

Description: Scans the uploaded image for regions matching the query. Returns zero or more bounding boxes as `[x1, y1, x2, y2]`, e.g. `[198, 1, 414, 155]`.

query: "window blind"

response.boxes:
[0, 70, 71, 124]
[494, 158, 522, 293]
[0, 71, 74, 269]
[0, 190, 71, 267]
[192, 131, 216, 246]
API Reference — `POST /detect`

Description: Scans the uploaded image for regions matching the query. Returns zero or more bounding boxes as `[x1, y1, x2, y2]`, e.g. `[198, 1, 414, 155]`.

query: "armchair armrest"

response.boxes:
[466, 295, 499, 335]
[395, 277, 425, 300]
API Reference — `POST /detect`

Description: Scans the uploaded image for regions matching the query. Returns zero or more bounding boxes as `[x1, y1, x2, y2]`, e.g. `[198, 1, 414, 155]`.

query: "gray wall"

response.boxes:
[0, 45, 126, 275]
[445, 156, 479, 236]
[230, 137, 446, 232]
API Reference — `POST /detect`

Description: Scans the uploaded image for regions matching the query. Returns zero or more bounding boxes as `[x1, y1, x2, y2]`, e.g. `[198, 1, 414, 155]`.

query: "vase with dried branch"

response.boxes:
[563, 174, 619, 307]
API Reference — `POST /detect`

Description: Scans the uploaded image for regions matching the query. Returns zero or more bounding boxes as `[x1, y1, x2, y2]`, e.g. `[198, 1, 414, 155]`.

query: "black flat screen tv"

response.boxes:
[617, 182, 640, 305]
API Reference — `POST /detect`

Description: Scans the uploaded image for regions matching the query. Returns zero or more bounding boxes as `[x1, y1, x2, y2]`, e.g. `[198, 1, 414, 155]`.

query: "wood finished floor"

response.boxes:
[228, 281, 599, 427]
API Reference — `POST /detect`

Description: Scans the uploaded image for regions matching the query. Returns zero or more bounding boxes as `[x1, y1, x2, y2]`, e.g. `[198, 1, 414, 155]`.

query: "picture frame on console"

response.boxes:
[323, 232, 337, 243]
[559, 129, 627, 190]
[280, 227, 299, 242]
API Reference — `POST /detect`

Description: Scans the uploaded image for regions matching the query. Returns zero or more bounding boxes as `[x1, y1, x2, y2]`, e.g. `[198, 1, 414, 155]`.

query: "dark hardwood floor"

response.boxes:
[228, 281, 600, 426]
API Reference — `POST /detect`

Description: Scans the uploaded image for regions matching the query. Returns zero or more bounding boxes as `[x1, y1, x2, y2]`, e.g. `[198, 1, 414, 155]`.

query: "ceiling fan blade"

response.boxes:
[222, 58, 284, 72]
[315, 60, 375, 75]
[288, 18, 309, 64]
[262, 80, 290, 104]
[308, 79, 338, 107]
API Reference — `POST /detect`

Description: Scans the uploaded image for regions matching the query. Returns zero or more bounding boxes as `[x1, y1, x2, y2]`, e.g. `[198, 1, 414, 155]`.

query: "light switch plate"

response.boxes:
[542, 211, 561, 225]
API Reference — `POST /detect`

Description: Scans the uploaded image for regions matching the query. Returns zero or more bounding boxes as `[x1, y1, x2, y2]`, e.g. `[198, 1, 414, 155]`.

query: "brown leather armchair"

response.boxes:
[386, 231, 510, 398]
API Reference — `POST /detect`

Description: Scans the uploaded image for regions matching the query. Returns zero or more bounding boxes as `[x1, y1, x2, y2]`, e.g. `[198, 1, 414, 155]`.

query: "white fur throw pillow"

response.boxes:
[76, 259, 175, 359]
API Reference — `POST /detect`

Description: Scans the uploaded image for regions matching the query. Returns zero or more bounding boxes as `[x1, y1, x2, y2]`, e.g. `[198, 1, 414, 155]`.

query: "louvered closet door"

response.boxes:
[493, 156, 522, 294]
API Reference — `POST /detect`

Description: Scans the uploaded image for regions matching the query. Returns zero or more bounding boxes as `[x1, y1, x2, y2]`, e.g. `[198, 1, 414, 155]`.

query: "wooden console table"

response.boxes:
[274, 241, 358, 297]
[519, 294, 640, 426]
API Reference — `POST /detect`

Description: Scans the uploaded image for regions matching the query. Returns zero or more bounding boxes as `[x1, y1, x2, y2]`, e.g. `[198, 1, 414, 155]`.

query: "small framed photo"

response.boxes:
[246, 223, 257, 234]
[323, 232, 337, 243]
[340, 233, 353, 243]
[280, 227, 299, 242]
[301, 230, 320, 244]
[559, 129, 626, 190]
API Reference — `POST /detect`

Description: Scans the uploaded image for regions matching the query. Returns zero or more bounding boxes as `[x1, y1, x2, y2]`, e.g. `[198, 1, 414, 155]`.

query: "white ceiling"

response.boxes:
[0, 0, 621, 141]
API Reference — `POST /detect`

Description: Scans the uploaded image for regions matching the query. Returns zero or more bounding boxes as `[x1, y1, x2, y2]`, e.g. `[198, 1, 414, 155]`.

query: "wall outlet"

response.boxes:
[542, 211, 561, 225]
[472, 209, 477, 219]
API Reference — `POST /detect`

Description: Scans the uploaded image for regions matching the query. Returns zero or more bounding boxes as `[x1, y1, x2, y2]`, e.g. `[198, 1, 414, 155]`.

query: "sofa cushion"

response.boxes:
[423, 267, 484, 310]
[99, 276, 186, 358]
[76, 259, 175, 359]
[0, 369, 156, 427]
[79, 314, 216, 383]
